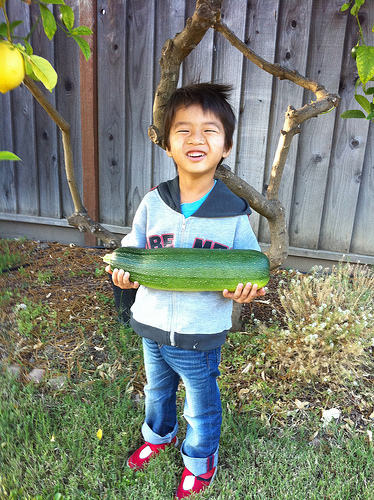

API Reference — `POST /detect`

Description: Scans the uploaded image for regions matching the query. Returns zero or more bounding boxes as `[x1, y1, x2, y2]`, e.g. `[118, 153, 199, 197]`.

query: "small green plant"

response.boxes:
[15, 298, 55, 339]
[18, 266, 29, 278]
[0, 239, 25, 270]
[96, 291, 115, 307]
[94, 265, 106, 277]
[37, 269, 54, 284]
[0, 288, 13, 308]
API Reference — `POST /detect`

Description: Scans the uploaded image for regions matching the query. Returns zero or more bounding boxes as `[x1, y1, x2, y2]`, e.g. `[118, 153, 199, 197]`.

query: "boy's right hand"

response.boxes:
[106, 266, 140, 290]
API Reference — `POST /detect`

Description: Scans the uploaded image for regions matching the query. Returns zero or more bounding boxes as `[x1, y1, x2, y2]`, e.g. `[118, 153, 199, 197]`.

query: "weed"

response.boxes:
[37, 270, 55, 284]
[14, 298, 55, 339]
[96, 291, 115, 307]
[0, 289, 13, 309]
[0, 237, 31, 271]
[94, 265, 106, 278]
[18, 266, 29, 278]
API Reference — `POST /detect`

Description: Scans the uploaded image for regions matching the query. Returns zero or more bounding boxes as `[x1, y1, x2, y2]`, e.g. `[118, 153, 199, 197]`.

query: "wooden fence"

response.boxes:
[1, 0, 373, 270]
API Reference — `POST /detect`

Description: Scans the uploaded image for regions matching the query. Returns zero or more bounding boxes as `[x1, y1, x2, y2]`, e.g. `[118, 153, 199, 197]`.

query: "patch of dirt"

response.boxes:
[241, 268, 287, 328]
[0, 240, 114, 374]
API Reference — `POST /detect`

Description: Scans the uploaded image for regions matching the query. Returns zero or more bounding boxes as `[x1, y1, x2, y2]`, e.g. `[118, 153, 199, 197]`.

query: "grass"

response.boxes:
[0, 239, 373, 498]
[0, 366, 373, 499]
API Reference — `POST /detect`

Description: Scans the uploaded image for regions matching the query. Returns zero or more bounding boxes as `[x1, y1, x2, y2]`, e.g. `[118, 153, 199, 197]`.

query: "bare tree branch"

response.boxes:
[214, 20, 332, 98]
[67, 212, 121, 248]
[215, 164, 288, 270]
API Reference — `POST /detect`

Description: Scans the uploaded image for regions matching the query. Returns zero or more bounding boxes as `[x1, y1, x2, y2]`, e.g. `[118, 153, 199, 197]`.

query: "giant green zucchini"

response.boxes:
[103, 246, 270, 292]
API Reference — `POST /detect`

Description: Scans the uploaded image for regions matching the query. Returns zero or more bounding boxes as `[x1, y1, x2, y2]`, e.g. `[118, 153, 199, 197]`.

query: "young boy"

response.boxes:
[108, 83, 266, 498]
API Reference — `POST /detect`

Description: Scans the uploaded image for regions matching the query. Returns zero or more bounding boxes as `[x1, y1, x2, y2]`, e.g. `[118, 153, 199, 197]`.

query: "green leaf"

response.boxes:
[10, 20, 24, 32]
[364, 86, 374, 95]
[354, 0, 365, 6]
[366, 111, 374, 120]
[356, 45, 374, 84]
[340, 2, 351, 12]
[39, 4, 57, 40]
[28, 55, 58, 91]
[60, 5, 74, 30]
[0, 151, 22, 162]
[72, 35, 91, 60]
[71, 26, 93, 36]
[355, 94, 371, 113]
[0, 23, 7, 37]
[0, 20, 23, 37]
[351, 4, 359, 15]
[340, 109, 366, 119]
[44, 0, 65, 4]
[24, 56, 35, 78]
[24, 40, 33, 56]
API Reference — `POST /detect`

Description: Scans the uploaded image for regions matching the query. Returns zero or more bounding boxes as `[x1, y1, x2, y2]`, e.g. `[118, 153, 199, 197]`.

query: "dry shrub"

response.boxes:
[255, 263, 374, 383]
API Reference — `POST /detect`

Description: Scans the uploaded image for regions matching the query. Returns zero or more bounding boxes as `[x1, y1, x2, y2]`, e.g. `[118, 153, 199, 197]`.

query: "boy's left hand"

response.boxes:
[223, 282, 266, 304]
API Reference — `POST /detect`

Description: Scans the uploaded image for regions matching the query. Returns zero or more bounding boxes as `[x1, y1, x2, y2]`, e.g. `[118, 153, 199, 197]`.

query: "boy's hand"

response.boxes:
[222, 282, 266, 304]
[106, 266, 140, 290]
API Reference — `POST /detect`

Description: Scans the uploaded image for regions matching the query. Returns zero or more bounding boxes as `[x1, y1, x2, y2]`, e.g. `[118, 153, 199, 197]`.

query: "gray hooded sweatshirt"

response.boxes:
[121, 176, 261, 351]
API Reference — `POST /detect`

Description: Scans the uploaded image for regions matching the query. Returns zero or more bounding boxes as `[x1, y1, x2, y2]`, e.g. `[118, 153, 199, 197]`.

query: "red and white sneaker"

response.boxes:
[175, 466, 217, 499]
[126, 436, 178, 470]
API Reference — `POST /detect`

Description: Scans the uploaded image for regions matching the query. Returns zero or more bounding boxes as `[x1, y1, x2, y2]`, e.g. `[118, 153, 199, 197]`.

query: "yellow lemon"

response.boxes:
[0, 41, 25, 93]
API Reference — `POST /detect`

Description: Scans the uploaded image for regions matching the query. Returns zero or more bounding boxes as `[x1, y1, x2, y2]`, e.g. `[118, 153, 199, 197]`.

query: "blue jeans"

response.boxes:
[141, 338, 222, 476]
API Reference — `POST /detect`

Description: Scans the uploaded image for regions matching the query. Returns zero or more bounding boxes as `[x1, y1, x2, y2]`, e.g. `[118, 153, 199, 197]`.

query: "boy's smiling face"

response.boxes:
[165, 104, 231, 179]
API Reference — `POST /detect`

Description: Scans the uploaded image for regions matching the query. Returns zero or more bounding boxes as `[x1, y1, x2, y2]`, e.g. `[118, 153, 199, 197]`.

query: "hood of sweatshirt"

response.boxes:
[156, 176, 252, 218]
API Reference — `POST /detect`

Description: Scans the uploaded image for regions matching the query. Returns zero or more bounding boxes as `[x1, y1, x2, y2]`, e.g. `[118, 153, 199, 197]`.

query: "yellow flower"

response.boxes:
[96, 428, 103, 440]
[50, 435, 55, 442]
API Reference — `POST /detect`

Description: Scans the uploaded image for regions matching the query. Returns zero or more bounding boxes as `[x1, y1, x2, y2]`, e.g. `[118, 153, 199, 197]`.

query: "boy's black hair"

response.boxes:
[163, 83, 235, 153]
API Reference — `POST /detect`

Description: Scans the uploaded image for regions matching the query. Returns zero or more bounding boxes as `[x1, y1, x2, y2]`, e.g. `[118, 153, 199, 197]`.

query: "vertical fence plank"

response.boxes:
[183, 0, 214, 84]
[0, 92, 16, 213]
[79, 0, 99, 244]
[213, 0, 247, 176]
[350, 124, 374, 256]
[0, 0, 16, 212]
[236, 0, 279, 235]
[54, 0, 83, 218]
[125, 0, 155, 225]
[8, 1, 39, 216]
[289, 0, 348, 250]
[152, 0, 186, 187]
[11, 83, 39, 216]
[318, 6, 373, 253]
[97, 0, 127, 226]
[30, 3, 61, 219]
[259, 0, 313, 244]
